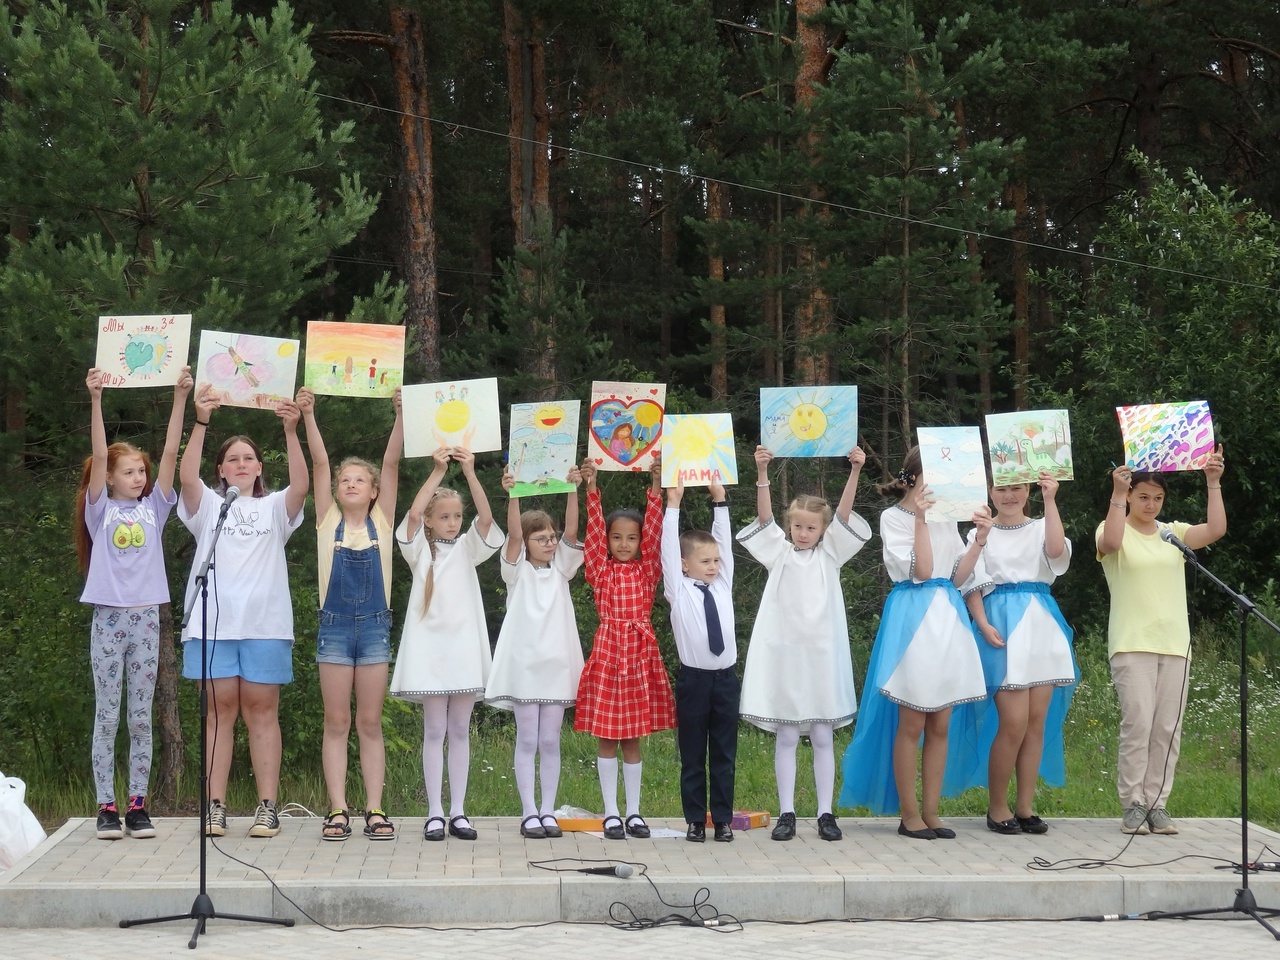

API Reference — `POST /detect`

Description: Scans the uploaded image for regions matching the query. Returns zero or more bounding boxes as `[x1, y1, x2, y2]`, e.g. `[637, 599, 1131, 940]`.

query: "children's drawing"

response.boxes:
[759, 385, 858, 458]
[1116, 401, 1215, 472]
[660, 414, 738, 488]
[403, 377, 502, 458]
[196, 330, 299, 410]
[985, 409, 1074, 486]
[587, 380, 666, 472]
[304, 321, 405, 398]
[508, 400, 581, 496]
[95, 314, 191, 387]
[917, 426, 988, 523]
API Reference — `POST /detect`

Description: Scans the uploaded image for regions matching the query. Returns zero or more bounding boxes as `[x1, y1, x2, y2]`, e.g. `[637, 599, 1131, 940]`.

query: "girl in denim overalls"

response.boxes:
[298, 387, 404, 841]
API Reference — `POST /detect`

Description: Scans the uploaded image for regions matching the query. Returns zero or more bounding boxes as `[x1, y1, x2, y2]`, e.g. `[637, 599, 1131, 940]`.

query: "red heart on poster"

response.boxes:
[594, 458, 604, 465]
[649, 388, 658, 395]
[589, 396, 663, 468]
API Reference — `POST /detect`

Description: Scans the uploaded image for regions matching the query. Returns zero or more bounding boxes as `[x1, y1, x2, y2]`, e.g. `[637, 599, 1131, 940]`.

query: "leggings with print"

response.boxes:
[90, 605, 160, 804]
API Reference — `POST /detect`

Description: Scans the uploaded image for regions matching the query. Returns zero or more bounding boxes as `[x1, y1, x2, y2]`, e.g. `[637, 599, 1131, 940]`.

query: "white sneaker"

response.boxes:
[204, 799, 227, 837]
[248, 799, 280, 838]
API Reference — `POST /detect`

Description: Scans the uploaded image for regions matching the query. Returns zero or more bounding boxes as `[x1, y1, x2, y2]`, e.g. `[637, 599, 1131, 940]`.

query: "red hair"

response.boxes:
[74, 443, 154, 574]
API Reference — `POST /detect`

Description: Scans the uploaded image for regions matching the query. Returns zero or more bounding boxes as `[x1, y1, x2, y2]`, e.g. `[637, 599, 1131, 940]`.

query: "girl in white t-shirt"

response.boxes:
[297, 386, 404, 842]
[390, 446, 501, 841]
[178, 383, 309, 840]
[486, 467, 585, 839]
[75, 366, 192, 841]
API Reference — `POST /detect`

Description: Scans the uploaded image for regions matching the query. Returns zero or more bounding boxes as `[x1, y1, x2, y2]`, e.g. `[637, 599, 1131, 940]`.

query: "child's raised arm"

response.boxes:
[953, 505, 991, 587]
[297, 387, 332, 519]
[156, 366, 193, 498]
[180, 382, 219, 515]
[1040, 473, 1065, 561]
[835, 446, 865, 524]
[1184, 445, 1227, 550]
[85, 369, 108, 502]
[502, 467, 522, 563]
[403, 447, 451, 541]
[379, 387, 405, 524]
[277, 398, 309, 522]
[1098, 464, 1132, 556]
[753, 445, 774, 524]
[912, 487, 935, 581]
[564, 465, 582, 543]
[454, 448, 493, 538]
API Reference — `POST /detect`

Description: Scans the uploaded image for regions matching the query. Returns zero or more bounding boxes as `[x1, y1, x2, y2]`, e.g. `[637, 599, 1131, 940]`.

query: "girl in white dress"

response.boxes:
[839, 445, 988, 840]
[737, 445, 872, 843]
[953, 474, 1076, 835]
[390, 446, 502, 841]
[486, 467, 585, 839]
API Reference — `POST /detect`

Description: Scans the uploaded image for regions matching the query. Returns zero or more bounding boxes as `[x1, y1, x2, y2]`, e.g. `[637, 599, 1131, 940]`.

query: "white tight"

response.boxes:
[512, 703, 565, 818]
[774, 722, 836, 816]
[421, 694, 475, 820]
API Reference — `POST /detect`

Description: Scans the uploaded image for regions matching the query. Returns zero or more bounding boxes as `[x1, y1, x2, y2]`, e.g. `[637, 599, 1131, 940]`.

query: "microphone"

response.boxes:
[575, 863, 634, 878]
[1159, 527, 1197, 561]
[223, 486, 241, 505]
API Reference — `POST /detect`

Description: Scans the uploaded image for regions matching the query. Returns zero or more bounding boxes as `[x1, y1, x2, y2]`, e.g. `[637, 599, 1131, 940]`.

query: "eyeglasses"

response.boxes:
[528, 535, 560, 546]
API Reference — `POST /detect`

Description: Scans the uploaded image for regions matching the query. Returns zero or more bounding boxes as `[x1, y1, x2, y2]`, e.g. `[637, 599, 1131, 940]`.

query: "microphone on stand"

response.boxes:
[575, 863, 634, 878]
[217, 486, 240, 521]
[1159, 527, 1197, 562]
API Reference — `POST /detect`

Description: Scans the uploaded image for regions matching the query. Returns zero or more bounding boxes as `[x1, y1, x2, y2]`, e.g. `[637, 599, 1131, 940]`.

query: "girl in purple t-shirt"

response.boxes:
[75, 366, 192, 841]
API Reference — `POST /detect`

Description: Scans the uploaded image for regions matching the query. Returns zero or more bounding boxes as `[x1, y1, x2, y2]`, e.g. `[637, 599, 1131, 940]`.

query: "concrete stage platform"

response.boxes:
[4, 815, 1280, 928]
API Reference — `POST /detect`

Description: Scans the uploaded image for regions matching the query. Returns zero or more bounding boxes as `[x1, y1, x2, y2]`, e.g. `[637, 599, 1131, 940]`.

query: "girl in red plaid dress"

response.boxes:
[574, 457, 674, 840]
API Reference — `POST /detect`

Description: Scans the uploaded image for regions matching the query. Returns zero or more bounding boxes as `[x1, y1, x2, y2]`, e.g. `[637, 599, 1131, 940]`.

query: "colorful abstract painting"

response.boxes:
[917, 425, 988, 522]
[304, 321, 405, 398]
[660, 414, 738, 488]
[1116, 401, 1215, 472]
[985, 410, 1074, 486]
[95, 314, 191, 387]
[587, 380, 666, 472]
[403, 377, 502, 458]
[195, 330, 299, 410]
[508, 400, 581, 496]
[759, 385, 858, 458]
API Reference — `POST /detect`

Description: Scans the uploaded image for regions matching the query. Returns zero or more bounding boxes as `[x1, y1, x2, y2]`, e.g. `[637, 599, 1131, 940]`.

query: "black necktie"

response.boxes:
[696, 582, 725, 656]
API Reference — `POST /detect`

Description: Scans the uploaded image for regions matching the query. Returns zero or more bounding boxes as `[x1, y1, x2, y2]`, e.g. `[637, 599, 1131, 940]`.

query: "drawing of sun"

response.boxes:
[634, 401, 663, 430]
[534, 404, 566, 429]
[788, 400, 830, 440]
[436, 397, 471, 434]
[663, 414, 738, 487]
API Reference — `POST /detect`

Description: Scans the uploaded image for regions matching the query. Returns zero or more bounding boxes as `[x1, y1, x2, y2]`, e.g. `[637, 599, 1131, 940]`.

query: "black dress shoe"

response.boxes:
[1016, 814, 1048, 834]
[817, 812, 843, 841]
[986, 813, 1022, 835]
[423, 816, 446, 841]
[624, 815, 651, 839]
[771, 811, 797, 841]
[448, 815, 478, 840]
[686, 822, 706, 842]
[602, 815, 625, 840]
[930, 825, 957, 839]
[897, 820, 937, 840]
[713, 822, 733, 842]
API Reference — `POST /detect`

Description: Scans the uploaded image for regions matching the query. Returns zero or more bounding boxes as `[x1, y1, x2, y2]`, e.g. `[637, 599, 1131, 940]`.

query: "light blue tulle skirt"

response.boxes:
[942, 582, 1077, 796]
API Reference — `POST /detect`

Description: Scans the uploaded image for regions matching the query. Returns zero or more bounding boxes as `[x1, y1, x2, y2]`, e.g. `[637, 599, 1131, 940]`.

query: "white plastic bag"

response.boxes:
[0, 770, 47, 871]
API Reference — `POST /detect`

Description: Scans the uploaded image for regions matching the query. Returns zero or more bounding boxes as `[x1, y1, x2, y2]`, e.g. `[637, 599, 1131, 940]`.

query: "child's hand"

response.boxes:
[567, 465, 583, 487]
[295, 386, 315, 415]
[650, 453, 662, 478]
[978, 622, 1006, 649]
[915, 485, 935, 516]
[1204, 444, 1225, 483]
[847, 446, 866, 471]
[1037, 472, 1059, 500]
[86, 368, 104, 398]
[276, 399, 302, 430]
[667, 476, 684, 507]
[971, 504, 993, 544]
[174, 365, 193, 398]
[431, 446, 452, 473]
[194, 382, 220, 419]
[453, 447, 476, 475]
[392, 387, 402, 415]
[708, 480, 725, 502]
[754, 444, 773, 472]
[1111, 462, 1132, 496]
[579, 459, 597, 490]
[501, 467, 516, 493]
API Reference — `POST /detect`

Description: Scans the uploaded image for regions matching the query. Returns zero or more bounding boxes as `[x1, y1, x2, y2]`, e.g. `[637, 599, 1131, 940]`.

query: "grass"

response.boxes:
[25, 641, 1280, 834]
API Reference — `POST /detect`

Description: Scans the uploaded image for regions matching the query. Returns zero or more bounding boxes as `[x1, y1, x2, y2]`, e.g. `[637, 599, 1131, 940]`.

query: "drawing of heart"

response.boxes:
[589, 397, 664, 466]
[123, 339, 156, 374]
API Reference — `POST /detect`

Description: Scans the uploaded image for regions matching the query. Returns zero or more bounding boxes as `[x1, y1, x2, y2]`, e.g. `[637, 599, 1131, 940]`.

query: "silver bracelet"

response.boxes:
[756, 481, 770, 487]
[1109, 501, 1125, 509]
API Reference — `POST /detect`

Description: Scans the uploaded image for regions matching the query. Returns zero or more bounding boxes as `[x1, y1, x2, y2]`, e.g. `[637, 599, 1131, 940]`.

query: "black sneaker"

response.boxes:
[125, 806, 157, 839]
[249, 799, 281, 838]
[96, 807, 123, 841]
[771, 811, 796, 841]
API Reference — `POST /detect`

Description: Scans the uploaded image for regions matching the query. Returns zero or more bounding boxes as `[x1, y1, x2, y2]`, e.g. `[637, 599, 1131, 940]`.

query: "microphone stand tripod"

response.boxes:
[1145, 546, 1280, 939]
[121, 496, 293, 948]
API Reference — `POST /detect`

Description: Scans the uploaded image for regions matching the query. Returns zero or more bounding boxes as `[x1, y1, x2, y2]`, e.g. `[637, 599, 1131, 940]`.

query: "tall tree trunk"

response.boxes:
[150, 604, 183, 809]
[1008, 180, 1030, 408]
[954, 98, 992, 413]
[707, 179, 728, 402]
[660, 173, 677, 360]
[792, 0, 831, 386]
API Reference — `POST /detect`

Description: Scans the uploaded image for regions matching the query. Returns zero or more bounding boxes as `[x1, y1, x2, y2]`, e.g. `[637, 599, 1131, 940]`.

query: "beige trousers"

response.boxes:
[1109, 652, 1191, 810]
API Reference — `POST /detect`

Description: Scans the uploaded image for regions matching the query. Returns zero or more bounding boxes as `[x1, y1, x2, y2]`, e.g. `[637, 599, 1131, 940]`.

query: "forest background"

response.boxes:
[3, 0, 1280, 825]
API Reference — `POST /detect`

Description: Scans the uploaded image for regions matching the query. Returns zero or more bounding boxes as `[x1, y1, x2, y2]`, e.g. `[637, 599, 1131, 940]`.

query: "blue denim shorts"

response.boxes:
[182, 638, 294, 684]
[316, 609, 393, 667]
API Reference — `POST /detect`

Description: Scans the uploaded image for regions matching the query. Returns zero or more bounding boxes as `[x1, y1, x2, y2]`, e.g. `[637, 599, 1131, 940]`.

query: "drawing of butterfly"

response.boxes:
[206, 337, 276, 396]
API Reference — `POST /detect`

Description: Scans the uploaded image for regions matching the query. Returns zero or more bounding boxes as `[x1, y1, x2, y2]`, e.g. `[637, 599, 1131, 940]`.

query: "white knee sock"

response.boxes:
[421, 697, 448, 820]
[775, 726, 800, 813]
[597, 756, 619, 819]
[537, 705, 565, 815]
[445, 694, 474, 819]
[623, 761, 643, 818]
[810, 723, 835, 816]
[512, 703, 539, 818]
